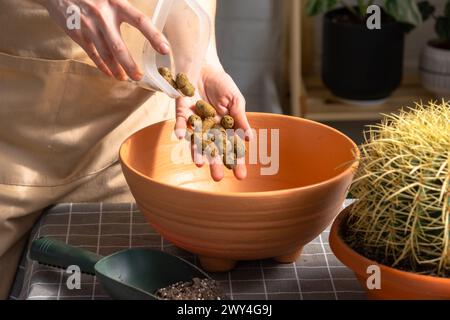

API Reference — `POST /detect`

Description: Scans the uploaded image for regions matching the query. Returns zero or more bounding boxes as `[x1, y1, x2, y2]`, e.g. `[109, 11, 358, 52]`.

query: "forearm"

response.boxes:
[197, 0, 223, 70]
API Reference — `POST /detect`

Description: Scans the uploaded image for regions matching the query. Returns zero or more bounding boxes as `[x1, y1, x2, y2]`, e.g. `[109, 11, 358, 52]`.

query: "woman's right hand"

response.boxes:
[37, 0, 170, 80]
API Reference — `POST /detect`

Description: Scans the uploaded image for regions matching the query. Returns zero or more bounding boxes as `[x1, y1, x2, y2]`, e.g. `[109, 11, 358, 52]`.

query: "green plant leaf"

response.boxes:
[357, 0, 366, 17]
[435, 17, 450, 42]
[445, 0, 450, 18]
[384, 0, 423, 26]
[306, 0, 338, 16]
[417, 1, 435, 21]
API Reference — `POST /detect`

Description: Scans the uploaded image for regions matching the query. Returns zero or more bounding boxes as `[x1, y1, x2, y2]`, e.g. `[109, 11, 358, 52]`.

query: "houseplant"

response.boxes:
[420, 0, 450, 98]
[307, 0, 425, 104]
[330, 101, 450, 299]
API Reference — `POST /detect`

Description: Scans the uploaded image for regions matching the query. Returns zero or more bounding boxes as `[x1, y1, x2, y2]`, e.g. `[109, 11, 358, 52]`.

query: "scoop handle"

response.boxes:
[30, 237, 102, 275]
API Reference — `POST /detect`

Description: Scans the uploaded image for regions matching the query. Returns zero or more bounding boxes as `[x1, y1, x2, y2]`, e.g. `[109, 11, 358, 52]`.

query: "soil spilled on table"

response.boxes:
[155, 278, 224, 300]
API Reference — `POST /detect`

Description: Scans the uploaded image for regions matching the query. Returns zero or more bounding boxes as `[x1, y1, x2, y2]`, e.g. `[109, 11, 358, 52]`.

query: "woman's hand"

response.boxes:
[174, 65, 252, 182]
[38, 0, 170, 80]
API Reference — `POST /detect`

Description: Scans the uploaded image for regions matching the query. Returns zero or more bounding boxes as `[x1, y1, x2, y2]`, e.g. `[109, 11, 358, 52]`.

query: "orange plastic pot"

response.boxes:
[120, 112, 359, 272]
[330, 205, 450, 300]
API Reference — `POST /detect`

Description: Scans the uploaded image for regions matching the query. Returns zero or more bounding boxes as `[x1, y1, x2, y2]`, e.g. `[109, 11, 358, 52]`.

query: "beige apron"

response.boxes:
[0, 0, 174, 298]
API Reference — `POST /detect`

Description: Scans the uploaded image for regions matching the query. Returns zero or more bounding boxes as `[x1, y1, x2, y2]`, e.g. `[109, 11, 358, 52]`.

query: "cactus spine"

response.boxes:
[345, 101, 450, 277]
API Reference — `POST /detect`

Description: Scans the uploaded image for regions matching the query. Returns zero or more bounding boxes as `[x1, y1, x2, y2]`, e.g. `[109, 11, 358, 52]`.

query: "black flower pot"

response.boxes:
[322, 8, 405, 102]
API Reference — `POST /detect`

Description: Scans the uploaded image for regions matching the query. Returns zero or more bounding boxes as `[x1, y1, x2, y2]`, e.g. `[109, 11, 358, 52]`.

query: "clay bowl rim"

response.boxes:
[119, 112, 360, 198]
[330, 204, 450, 286]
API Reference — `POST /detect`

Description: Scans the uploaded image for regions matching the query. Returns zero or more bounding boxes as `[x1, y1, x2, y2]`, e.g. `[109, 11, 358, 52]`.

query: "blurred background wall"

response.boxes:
[216, 0, 283, 113]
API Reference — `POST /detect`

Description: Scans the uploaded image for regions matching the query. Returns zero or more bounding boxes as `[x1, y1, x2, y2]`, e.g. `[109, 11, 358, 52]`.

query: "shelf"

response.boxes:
[302, 74, 436, 122]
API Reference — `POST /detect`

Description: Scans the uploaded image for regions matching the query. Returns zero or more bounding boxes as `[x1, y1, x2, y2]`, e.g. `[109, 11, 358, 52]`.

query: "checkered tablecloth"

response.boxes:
[9, 201, 366, 300]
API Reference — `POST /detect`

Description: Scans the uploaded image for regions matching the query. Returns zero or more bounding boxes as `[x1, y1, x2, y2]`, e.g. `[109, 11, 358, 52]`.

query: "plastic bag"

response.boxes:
[125, 0, 211, 98]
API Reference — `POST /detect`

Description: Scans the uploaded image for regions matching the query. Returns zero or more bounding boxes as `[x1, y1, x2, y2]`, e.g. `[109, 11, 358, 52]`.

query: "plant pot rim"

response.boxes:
[330, 204, 450, 286]
[324, 7, 399, 28]
[425, 39, 450, 52]
[119, 112, 360, 198]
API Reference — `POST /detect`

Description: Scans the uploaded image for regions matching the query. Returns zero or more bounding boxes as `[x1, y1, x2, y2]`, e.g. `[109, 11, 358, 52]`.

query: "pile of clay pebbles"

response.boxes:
[158, 67, 195, 97]
[155, 277, 224, 300]
[189, 100, 245, 169]
[158, 67, 246, 169]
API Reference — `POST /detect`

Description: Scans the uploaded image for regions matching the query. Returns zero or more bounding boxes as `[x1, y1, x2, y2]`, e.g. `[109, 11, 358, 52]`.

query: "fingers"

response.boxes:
[97, 21, 142, 81]
[229, 131, 247, 180]
[189, 129, 225, 181]
[229, 95, 253, 140]
[211, 96, 230, 116]
[119, 1, 170, 55]
[175, 116, 187, 140]
[81, 22, 127, 80]
[50, 0, 170, 81]
[175, 97, 196, 139]
[180, 98, 223, 182]
[190, 133, 243, 182]
[65, 24, 114, 78]
[208, 155, 224, 182]
[191, 139, 205, 168]
[78, 40, 113, 78]
[233, 163, 247, 180]
[92, 0, 168, 81]
[173, 74, 247, 184]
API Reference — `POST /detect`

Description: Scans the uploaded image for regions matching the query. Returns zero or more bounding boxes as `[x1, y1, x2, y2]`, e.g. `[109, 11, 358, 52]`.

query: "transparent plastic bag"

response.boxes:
[125, 0, 211, 98]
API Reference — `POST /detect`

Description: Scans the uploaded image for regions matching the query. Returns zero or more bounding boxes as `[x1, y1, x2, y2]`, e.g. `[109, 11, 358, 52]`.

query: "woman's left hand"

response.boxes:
[174, 65, 252, 182]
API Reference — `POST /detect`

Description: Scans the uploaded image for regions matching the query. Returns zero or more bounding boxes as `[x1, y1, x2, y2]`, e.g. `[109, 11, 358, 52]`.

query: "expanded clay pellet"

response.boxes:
[232, 135, 246, 159]
[175, 73, 190, 88]
[188, 112, 246, 169]
[223, 150, 236, 170]
[195, 100, 217, 119]
[221, 115, 234, 129]
[202, 117, 216, 133]
[180, 83, 195, 97]
[158, 67, 177, 89]
[188, 114, 202, 129]
[158, 68, 195, 97]
[186, 102, 246, 170]
[158, 67, 171, 78]
[202, 140, 217, 158]
[157, 68, 246, 173]
[176, 73, 195, 97]
[208, 125, 227, 155]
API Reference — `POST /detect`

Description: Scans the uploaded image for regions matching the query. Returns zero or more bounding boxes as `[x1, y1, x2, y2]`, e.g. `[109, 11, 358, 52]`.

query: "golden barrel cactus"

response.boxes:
[346, 101, 450, 277]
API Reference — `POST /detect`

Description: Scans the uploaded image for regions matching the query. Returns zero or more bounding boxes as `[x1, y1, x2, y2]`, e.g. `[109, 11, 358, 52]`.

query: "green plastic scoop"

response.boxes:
[30, 236, 211, 300]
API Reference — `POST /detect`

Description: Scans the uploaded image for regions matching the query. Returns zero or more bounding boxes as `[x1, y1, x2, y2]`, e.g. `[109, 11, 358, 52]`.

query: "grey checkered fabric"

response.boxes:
[9, 201, 366, 300]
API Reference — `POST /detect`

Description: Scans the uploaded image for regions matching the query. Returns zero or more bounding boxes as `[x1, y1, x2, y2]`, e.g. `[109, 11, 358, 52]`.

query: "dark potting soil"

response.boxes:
[155, 278, 224, 300]
[342, 226, 450, 278]
[429, 39, 450, 50]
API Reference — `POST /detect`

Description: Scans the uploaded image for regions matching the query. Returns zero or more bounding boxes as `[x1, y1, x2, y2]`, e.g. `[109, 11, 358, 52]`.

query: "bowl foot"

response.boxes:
[274, 247, 303, 264]
[199, 256, 237, 272]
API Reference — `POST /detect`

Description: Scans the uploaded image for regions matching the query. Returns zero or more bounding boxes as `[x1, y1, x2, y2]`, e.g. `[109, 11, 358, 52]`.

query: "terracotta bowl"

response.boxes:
[120, 112, 359, 272]
[330, 205, 450, 299]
